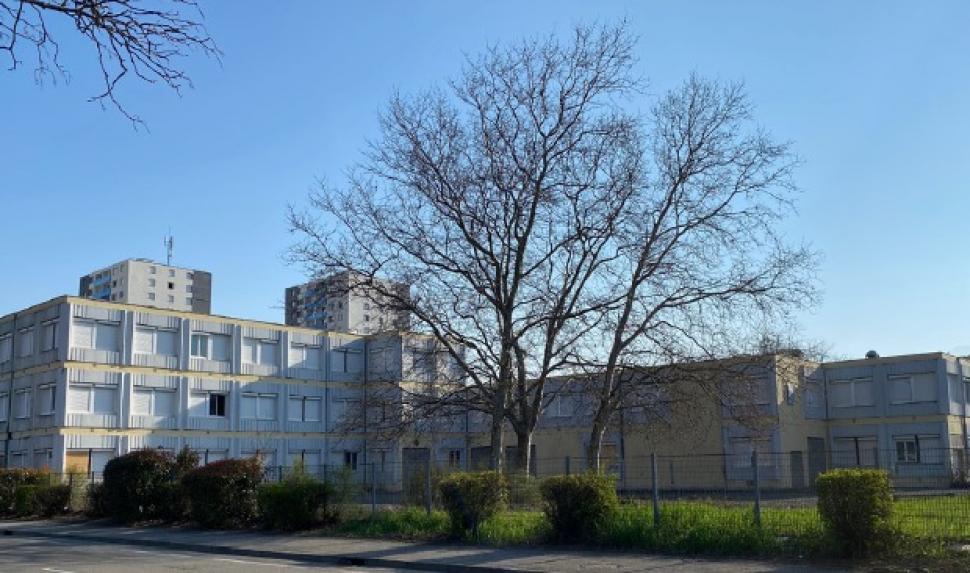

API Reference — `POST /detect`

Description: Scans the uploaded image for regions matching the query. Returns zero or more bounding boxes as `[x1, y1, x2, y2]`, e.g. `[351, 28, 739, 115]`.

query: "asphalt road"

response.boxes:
[0, 534, 407, 573]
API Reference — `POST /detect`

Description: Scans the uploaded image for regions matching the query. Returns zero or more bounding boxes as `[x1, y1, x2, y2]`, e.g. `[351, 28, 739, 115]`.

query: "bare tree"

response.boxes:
[575, 76, 818, 469]
[0, 0, 219, 122]
[289, 23, 641, 472]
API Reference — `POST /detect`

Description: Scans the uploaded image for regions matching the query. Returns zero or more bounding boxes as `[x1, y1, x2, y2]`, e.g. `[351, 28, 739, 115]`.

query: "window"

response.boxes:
[168, 269, 175, 277]
[242, 337, 278, 366]
[132, 388, 176, 416]
[13, 389, 30, 419]
[148, 292, 156, 301]
[148, 278, 156, 287]
[38, 385, 55, 415]
[134, 326, 178, 356]
[343, 451, 358, 471]
[0, 393, 8, 421]
[208, 393, 226, 417]
[729, 437, 772, 468]
[832, 436, 878, 467]
[190, 332, 230, 361]
[288, 396, 321, 422]
[41, 321, 57, 351]
[149, 266, 157, 274]
[448, 449, 462, 468]
[185, 285, 192, 293]
[185, 297, 192, 305]
[72, 320, 120, 351]
[167, 295, 175, 303]
[888, 373, 937, 404]
[830, 378, 875, 408]
[241, 392, 277, 420]
[69, 385, 115, 414]
[167, 282, 175, 290]
[330, 347, 361, 373]
[190, 333, 209, 358]
[0, 334, 11, 363]
[17, 328, 33, 357]
[289, 344, 320, 369]
[894, 435, 944, 464]
[186, 272, 194, 280]
[548, 394, 571, 418]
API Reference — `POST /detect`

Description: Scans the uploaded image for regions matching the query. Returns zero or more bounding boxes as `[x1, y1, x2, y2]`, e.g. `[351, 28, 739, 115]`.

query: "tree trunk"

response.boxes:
[513, 429, 532, 477]
[489, 394, 505, 472]
[586, 412, 609, 472]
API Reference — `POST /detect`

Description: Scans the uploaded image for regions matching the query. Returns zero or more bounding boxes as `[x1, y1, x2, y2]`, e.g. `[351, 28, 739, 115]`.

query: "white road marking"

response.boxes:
[41, 568, 76, 573]
[213, 557, 267, 565]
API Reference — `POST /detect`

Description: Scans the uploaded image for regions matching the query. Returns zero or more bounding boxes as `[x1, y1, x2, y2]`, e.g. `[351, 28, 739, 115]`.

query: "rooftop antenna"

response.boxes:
[164, 232, 175, 266]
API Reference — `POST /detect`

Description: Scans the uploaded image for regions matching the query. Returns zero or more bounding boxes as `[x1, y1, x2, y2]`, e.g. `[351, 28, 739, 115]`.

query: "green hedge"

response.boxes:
[183, 458, 262, 528]
[540, 473, 618, 543]
[0, 469, 50, 516]
[13, 484, 71, 517]
[102, 449, 181, 522]
[816, 468, 893, 556]
[438, 471, 508, 538]
[258, 476, 333, 531]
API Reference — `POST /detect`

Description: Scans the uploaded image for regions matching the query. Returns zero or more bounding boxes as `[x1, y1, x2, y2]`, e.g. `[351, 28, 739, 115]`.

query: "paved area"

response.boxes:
[0, 533, 406, 572]
[0, 519, 847, 573]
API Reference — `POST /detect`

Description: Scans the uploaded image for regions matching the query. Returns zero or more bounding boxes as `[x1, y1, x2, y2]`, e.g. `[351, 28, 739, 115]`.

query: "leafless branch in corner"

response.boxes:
[0, 0, 220, 124]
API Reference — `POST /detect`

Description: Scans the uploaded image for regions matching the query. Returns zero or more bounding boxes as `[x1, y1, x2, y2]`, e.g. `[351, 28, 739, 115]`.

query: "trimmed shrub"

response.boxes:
[86, 482, 108, 517]
[540, 472, 619, 543]
[438, 471, 508, 538]
[816, 468, 893, 556]
[13, 484, 70, 517]
[0, 469, 50, 516]
[102, 448, 180, 522]
[258, 477, 333, 530]
[183, 458, 263, 528]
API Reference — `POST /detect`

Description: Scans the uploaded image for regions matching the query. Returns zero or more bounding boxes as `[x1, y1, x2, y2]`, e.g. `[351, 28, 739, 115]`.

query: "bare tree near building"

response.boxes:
[0, 0, 219, 123]
[575, 76, 819, 470]
[289, 23, 641, 472]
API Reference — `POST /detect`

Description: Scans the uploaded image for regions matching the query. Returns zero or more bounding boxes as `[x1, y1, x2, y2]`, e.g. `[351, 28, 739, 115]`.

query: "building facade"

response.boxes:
[285, 272, 409, 334]
[78, 259, 212, 314]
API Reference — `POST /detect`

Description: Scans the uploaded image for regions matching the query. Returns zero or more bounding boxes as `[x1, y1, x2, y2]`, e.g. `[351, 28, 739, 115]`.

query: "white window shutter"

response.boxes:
[288, 345, 304, 368]
[73, 321, 95, 349]
[154, 390, 176, 416]
[242, 338, 257, 364]
[211, 335, 231, 361]
[92, 387, 115, 414]
[95, 323, 119, 351]
[288, 397, 302, 421]
[132, 388, 152, 415]
[259, 341, 278, 366]
[240, 394, 256, 418]
[188, 392, 206, 416]
[134, 327, 154, 353]
[155, 330, 178, 356]
[90, 451, 114, 473]
[305, 398, 321, 422]
[258, 394, 276, 420]
[304, 347, 320, 370]
[913, 373, 937, 402]
[69, 386, 91, 413]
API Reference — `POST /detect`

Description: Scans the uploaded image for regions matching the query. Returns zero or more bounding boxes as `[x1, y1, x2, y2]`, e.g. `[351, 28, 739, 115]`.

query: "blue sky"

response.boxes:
[1, 1, 968, 359]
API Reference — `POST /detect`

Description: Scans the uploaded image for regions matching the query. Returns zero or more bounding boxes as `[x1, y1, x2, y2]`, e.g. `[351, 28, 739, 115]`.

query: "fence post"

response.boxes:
[651, 452, 660, 526]
[565, 455, 571, 476]
[371, 462, 377, 516]
[752, 450, 761, 528]
[425, 453, 433, 515]
[872, 447, 880, 469]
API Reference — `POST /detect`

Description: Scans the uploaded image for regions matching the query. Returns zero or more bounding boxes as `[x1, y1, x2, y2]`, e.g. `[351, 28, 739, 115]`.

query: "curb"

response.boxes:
[1, 527, 539, 573]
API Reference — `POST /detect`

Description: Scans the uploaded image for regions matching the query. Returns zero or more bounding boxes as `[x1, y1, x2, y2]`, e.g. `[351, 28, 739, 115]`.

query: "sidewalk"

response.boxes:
[0, 519, 845, 573]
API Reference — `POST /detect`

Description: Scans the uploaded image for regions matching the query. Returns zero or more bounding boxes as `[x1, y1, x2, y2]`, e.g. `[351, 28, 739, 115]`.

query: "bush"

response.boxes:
[86, 482, 108, 517]
[258, 476, 333, 531]
[540, 473, 619, 543]
[438, 471, 508, 538]
[816, 468, 893, 556]
[0, 469, 50, 516]
[102, 449, 181, 522]
[183, 458, 262, 528]
[13, 484, 71, 517]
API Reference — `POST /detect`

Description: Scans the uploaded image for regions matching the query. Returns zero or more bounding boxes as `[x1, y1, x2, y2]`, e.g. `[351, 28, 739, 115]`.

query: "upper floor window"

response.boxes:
[190, 333, 231, 361]
[0, 392, 8, 422]
[0, 334, 12, 363]
[190, 391, 226, 417]
[829, 377, 874, 408]
[547, 394, 571, 418]
[41, 321, 57, 352]
[68, 384, 115, 414]
[12, 389, 31, 419]
[288, 344, 320, 369]
[132, 387, 177, 417]
[288, 396, 321, 422]
[149, 266, 157, 274]
[888, 373, 937, 404]
[242, 337, 278, 366]
[134, 326, 178, 356]
[330, 347, 362, 373]
[894, 434, 944, 464]
[17, 328, 34, 357]
[241, 392, 277, 420]
[148, 278, 156, 287]
[73, 319, 119, 351]
[38, 385, 55, 415]
[168, 269, 176, 277]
